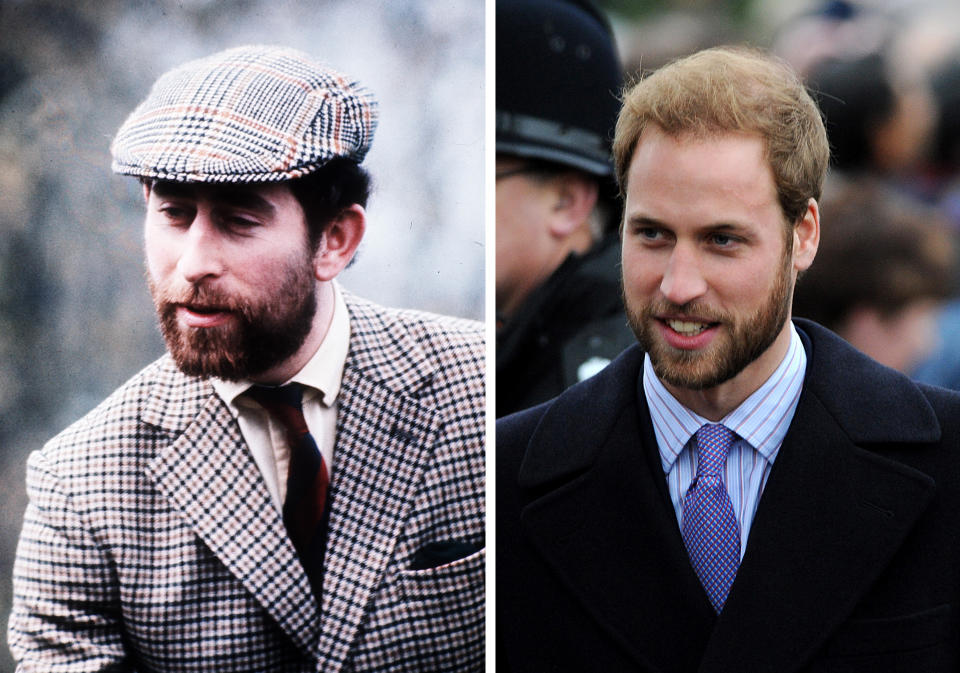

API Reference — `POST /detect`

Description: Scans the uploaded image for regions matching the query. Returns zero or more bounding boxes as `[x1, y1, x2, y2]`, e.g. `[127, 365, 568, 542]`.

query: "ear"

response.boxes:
[142, 182, 152, 203]
[547, 173, 599, 238]
[313, 204, 366, 281]
[792, 197, 820, 273]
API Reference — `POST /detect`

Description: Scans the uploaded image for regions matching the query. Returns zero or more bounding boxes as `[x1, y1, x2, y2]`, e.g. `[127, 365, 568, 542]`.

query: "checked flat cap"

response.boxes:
[111, 45, 378, 183]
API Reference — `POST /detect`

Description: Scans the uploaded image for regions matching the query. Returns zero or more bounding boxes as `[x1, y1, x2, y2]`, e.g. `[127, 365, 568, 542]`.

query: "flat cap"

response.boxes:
[111, 45, 378, 183]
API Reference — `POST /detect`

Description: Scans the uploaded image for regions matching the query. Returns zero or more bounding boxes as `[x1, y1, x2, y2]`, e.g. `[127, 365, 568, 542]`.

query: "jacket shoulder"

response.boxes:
[35, 354, 203, 473]
[345, 291, 483, 346]
[497, 345, 645, 487]
[798, 319, 950, 444]
[342, 291, 485, 394]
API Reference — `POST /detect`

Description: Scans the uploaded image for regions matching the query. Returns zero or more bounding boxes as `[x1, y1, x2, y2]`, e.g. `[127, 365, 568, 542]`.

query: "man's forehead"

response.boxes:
[149, 180, 285, 211]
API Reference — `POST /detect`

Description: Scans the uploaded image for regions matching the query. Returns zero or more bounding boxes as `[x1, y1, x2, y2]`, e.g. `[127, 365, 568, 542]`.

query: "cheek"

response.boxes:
[143, 222, 180, 278]
[621, 246, 660, 294]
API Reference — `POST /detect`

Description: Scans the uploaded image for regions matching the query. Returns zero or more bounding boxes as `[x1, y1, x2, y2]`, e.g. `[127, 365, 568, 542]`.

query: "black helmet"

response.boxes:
[496, 0, 623, 177]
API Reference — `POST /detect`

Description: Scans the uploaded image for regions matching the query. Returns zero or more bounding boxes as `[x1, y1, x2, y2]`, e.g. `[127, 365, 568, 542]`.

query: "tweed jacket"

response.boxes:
[9, 292, 485, 673]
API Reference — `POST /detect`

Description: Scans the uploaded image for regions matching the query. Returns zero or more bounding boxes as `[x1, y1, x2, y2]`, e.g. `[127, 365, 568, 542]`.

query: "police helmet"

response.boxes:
[496, 0, 623, 177]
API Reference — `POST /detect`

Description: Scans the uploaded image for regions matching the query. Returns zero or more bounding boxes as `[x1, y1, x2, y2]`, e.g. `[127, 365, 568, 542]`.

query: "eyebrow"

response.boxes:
[150, 181, 277, 217]
[626, 214, 748, 233]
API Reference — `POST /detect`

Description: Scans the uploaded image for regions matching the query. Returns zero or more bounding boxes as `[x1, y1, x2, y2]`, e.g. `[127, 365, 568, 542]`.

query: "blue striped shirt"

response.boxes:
[644, 323, 807, 558]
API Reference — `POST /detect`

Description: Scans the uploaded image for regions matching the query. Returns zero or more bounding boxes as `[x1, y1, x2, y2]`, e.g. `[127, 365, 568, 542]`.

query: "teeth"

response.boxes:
[667, 320, 709, 335]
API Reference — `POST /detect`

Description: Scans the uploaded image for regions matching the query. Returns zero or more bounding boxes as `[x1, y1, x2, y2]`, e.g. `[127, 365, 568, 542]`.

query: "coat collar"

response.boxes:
[142, 293, 444, 670]
[517, 320, 939, 673]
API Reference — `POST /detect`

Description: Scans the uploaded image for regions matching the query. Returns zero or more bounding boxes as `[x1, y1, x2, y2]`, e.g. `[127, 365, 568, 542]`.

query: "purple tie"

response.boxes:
[681, 423, 740, 613]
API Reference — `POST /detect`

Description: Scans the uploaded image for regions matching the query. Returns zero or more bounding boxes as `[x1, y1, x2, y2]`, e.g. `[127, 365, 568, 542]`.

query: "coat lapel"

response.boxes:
[313, 294, 443, 672]
[143, 359, 320, 657]
[519, 347, 716, 673]
[700, 322, 940, 673]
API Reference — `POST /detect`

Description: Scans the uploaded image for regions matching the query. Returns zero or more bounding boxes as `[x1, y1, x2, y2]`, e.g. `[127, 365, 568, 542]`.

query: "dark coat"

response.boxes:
[497, 318, 960, 673]
[496, 233, 635, 417]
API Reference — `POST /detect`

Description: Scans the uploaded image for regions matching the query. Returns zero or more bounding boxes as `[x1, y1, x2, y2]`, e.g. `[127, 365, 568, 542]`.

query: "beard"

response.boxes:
[625, 246, 793, 391]
[148, 253, 318, 382]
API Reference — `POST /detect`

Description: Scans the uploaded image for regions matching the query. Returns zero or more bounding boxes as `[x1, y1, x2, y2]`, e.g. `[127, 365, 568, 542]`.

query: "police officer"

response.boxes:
[496, 0, 633, 417]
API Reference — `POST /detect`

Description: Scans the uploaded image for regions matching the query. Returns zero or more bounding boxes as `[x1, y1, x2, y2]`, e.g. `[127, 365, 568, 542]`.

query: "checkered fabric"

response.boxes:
[682, 423, 741, 613]
[9, 292, 484, 673]
[111, 45, 378, 183]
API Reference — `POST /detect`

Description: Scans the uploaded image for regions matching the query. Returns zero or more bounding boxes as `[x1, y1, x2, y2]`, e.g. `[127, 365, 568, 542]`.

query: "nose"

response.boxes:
[660, 244, 707, 306]
[176, 214, 225, 284]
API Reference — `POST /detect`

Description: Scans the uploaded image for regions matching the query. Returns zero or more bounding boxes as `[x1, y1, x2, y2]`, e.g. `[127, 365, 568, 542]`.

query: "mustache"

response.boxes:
[152, 281, 247, 316]
[643, 299, 726, 323]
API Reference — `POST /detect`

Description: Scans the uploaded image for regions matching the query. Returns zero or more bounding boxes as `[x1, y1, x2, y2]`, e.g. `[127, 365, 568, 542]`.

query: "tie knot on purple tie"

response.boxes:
[695, 423, 736, 478]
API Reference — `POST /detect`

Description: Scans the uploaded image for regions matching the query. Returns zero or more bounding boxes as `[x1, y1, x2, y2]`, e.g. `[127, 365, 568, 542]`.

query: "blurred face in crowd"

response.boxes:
[495, 154, 598, 320]
[621, 125, 818, 417]
[143, 181, 321, 382]
[495, 156, 558, 319]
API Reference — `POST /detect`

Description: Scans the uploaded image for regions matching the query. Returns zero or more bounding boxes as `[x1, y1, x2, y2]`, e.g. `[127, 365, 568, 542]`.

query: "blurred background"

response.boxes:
[0, 1, 482, 668]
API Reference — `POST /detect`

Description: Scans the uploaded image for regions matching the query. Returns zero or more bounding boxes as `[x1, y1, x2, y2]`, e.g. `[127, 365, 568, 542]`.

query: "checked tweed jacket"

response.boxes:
[9, 292, 485, 673]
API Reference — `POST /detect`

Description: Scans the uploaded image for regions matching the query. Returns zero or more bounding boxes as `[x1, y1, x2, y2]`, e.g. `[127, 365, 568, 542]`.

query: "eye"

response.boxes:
[707, 232, 739, 247]
[225, 215, 259, 230]
[158, 204, 193, 223]
[634, 225, 666, 243]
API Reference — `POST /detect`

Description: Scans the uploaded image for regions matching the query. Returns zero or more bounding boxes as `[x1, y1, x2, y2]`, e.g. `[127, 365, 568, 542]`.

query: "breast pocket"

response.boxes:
[354, 546, 485, 673]
[398, 547, 485, 671]
[812, 604, 955, 672]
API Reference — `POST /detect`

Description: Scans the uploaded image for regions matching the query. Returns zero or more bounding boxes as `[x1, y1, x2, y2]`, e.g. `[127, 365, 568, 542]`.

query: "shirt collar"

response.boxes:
[212, 281, 351, 412]
[645, 322, 807, 473]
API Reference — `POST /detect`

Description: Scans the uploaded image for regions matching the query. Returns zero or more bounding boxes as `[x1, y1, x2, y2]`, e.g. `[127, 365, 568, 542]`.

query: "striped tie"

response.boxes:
[681, 423, 740, 613]
[247, 383, 329, 598]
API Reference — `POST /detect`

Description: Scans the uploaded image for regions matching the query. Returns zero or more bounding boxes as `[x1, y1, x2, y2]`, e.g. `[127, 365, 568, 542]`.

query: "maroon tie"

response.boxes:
[247, 383, 330, 598]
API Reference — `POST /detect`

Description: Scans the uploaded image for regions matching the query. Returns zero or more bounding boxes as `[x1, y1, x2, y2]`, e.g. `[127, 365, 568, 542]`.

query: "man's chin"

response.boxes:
[648, 350, 734, 391]
[168, 351, 248, 381]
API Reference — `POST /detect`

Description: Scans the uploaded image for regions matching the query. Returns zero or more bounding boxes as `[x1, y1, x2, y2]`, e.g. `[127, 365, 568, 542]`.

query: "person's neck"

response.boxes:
[251, 282, 334, 386]
[663, 322, 793, 422]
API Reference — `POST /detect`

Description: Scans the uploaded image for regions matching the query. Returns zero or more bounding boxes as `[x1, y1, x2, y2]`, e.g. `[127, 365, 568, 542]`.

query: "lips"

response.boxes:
[176, 304, 234, 328]
[657, 315, 720, 350]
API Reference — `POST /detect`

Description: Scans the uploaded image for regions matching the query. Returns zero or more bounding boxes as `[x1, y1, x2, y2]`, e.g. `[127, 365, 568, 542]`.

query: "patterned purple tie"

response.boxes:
[681, 423, 740, 613]
[247, 383, 329, 599]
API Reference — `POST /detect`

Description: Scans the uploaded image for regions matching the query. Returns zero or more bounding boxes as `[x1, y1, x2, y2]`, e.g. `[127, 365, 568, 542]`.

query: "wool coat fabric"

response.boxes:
[10, 293, 485, 673]
[498, 319, 960, 673]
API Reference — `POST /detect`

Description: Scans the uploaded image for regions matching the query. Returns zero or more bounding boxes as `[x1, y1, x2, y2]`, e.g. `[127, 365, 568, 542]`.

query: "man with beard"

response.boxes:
[497, 46, 960, 672]
[9, 46, 484, 672]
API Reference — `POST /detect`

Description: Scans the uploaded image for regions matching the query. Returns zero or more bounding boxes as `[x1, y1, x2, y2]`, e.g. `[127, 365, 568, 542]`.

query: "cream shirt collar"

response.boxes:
[212, 281, 351, 410]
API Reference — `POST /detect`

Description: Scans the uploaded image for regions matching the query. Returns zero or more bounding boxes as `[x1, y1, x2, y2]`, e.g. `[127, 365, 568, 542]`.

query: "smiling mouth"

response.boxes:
[665, 319, 715, 336]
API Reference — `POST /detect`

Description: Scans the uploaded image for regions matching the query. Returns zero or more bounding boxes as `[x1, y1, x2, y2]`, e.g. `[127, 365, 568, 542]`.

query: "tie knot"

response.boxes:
[695, 423, 736, 476]
[247, 383, 304, 412]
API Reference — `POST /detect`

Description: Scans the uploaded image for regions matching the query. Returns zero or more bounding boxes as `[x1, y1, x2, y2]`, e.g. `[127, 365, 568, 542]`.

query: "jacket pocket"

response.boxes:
[822, 603, 952, 658]
[395, 546, 485, 671]
[353, 547, 485, 672]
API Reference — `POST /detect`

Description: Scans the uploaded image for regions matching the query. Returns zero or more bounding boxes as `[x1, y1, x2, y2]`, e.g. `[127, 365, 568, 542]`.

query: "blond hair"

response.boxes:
[613, 46, 829, 225]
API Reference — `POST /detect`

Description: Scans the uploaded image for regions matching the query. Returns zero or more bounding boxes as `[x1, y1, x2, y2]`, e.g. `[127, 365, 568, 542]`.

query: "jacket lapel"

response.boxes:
[143, 360, 320, 657]
[519, 347, 716, 673]
[313, 294, 443, 672]
[699, 322, 939, 673]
